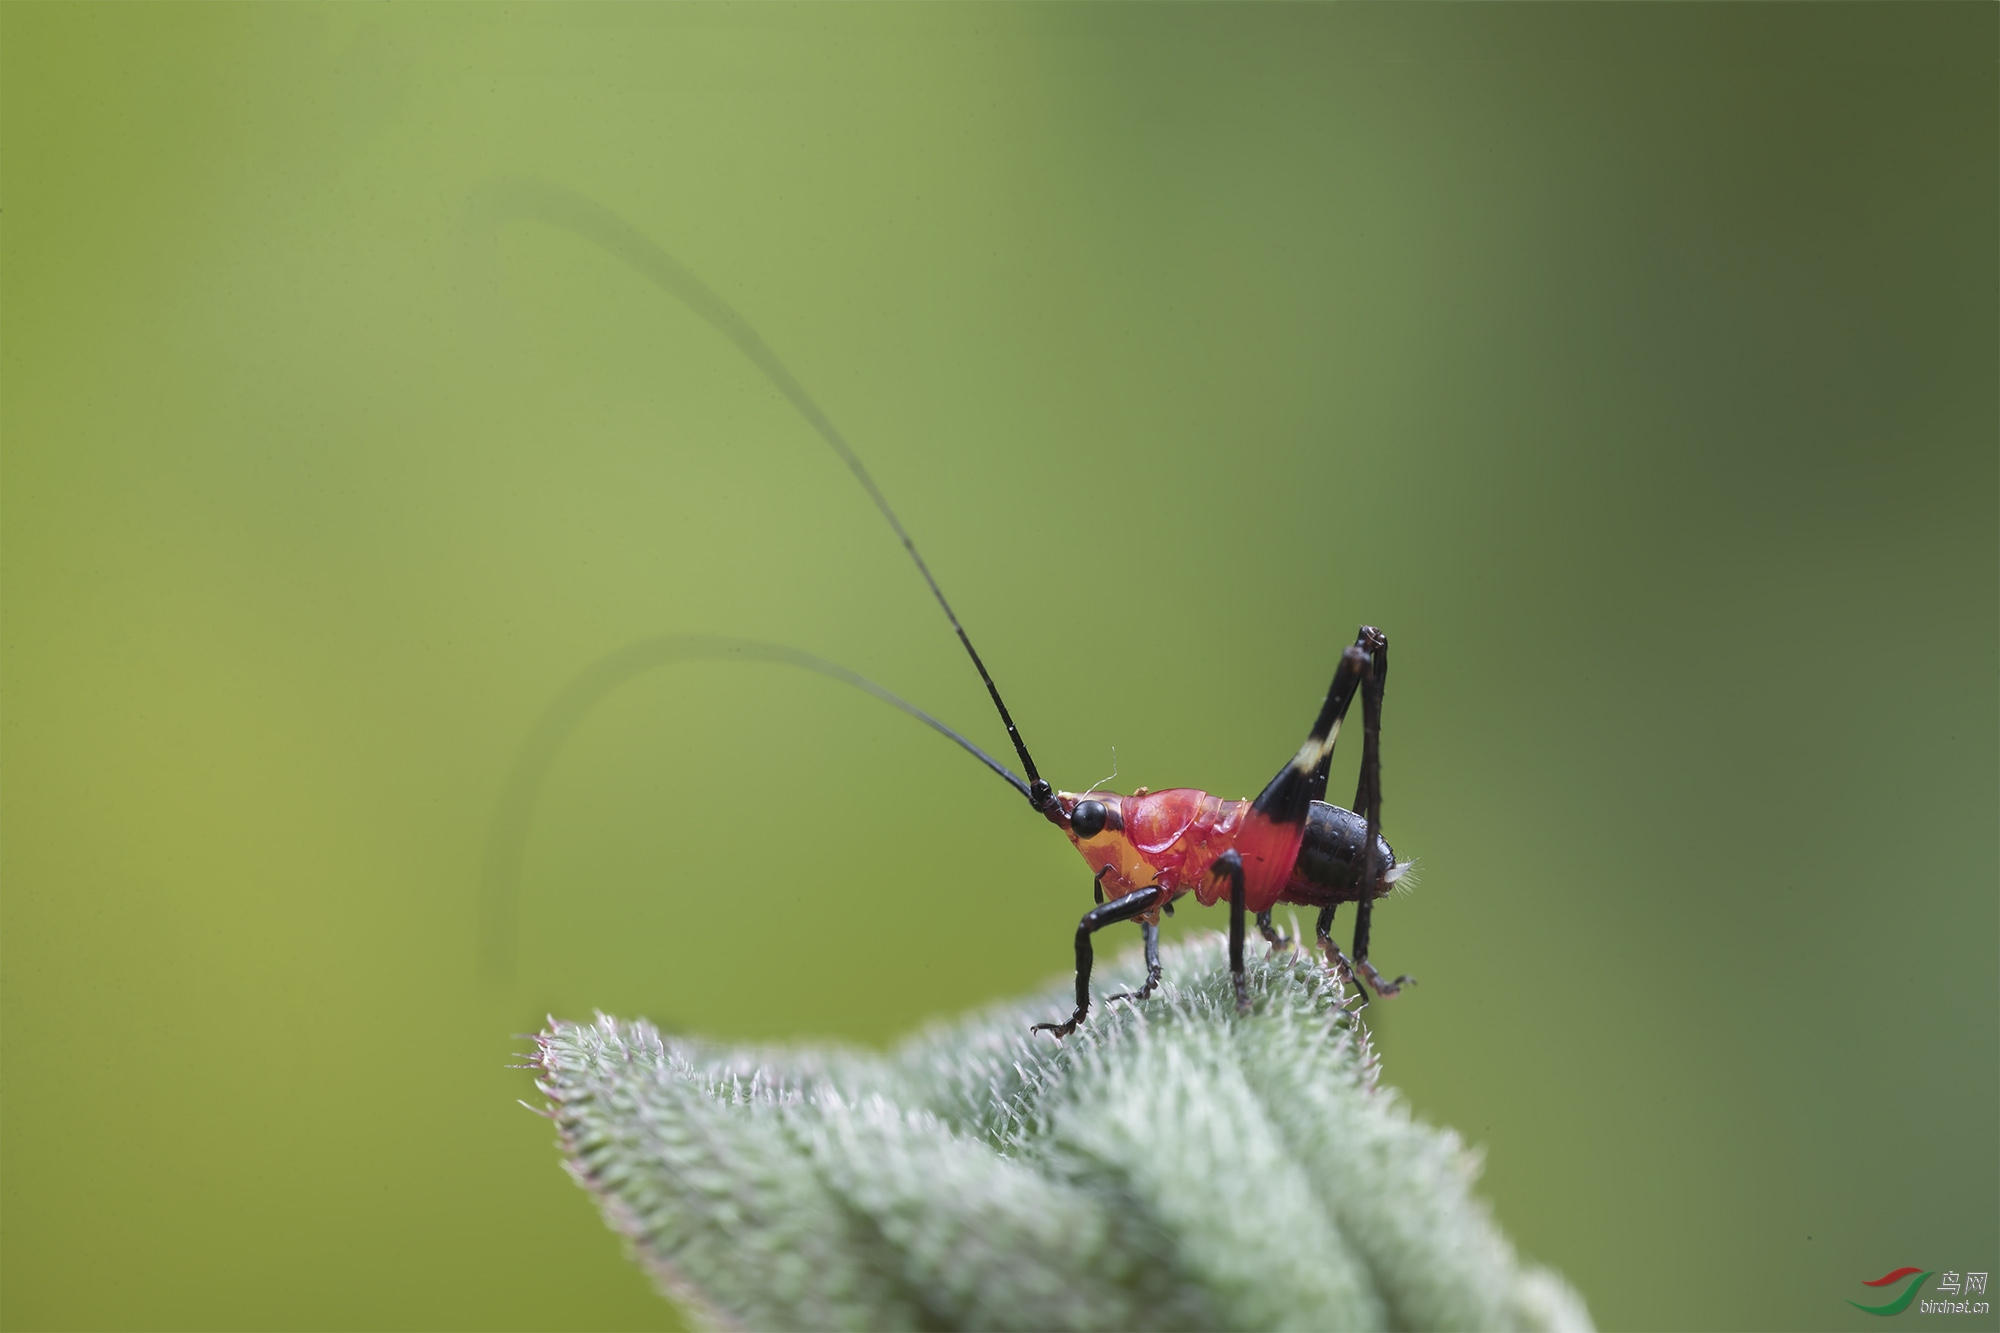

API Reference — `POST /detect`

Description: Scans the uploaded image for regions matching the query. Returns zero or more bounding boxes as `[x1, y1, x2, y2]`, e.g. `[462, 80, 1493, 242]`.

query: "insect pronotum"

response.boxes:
[473, 181, 1413, 1035]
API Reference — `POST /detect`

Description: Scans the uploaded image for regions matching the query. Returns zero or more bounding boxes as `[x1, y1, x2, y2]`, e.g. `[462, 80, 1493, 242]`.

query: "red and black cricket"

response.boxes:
[480, 182, 1414, 1036]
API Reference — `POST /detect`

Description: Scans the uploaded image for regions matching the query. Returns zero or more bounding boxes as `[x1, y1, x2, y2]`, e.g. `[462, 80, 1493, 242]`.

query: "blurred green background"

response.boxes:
[3, 4, 1993, 1330]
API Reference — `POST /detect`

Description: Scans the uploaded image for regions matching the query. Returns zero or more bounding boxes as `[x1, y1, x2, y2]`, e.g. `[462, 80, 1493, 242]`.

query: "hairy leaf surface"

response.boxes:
[531, 934, 1591, 1332]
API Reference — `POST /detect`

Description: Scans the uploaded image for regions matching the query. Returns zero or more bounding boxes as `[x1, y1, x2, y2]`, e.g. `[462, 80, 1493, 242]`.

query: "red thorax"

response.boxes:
[1057, 788, 1307, 916]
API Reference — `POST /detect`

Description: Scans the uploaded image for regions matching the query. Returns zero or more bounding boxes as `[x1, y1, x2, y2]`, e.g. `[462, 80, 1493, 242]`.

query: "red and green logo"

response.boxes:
[1849, 1267, 1933, 1317]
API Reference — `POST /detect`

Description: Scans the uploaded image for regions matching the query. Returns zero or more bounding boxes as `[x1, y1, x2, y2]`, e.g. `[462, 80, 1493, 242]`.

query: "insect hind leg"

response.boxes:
[1352, 896, 1416, 997]
[1345, 628, 1415, 1002]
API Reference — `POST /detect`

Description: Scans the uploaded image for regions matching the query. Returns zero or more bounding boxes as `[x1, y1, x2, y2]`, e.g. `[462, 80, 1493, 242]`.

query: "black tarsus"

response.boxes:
[1033, 885, 1166, 1037]
[1256, 909, 1291, 950]
[469, 180, 1051, 810]
[1109, 919, 1162, 1004]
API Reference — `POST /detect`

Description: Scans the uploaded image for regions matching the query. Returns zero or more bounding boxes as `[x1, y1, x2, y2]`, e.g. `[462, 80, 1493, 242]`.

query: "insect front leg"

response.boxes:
[1033, 885, 1166, 1038]
[1108, 917, 1162, 1004]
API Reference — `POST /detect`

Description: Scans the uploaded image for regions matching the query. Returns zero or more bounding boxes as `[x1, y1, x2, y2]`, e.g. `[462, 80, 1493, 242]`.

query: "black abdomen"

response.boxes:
[1286, 802, 1397, 905]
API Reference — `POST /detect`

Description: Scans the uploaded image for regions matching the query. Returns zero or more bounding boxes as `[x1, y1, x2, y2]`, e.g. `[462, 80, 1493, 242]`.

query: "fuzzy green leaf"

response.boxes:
[530, 933, 1591, 1332]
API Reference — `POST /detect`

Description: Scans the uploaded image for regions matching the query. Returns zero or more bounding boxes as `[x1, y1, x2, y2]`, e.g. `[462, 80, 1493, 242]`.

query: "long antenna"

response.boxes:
[467, 180, 1053, 809]
[478, 634, 1031, 983]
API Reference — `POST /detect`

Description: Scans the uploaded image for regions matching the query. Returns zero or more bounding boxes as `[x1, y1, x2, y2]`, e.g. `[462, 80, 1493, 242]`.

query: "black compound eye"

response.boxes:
[1071, 800, 1107, 840]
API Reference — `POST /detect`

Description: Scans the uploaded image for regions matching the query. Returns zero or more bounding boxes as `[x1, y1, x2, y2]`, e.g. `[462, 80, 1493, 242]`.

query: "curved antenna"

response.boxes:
[478, 634, 1032, 985]
[466, 179, 1050, 806]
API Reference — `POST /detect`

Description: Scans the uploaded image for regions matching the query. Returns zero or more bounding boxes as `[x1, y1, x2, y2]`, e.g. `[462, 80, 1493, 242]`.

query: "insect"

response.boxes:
[473, 181, 1414, 1034]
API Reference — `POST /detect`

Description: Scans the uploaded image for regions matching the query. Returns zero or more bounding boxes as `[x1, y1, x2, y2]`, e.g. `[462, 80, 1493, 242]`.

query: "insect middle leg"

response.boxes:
[1256, 909, 1291, 949]
[1211, 851, 1251, 1014]
[1032, 885, 1166, 1038]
